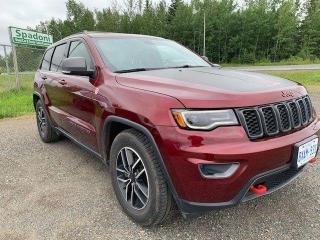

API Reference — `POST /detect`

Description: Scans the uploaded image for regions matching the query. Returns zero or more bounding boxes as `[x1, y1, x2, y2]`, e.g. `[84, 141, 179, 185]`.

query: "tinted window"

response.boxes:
[68, 41, 94, 70]
[41, 48, 54, 70]
[51, 43, 67, 71]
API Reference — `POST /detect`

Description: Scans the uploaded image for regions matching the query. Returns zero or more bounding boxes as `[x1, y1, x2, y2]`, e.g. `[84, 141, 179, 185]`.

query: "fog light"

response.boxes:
[199, 163, 239, 179]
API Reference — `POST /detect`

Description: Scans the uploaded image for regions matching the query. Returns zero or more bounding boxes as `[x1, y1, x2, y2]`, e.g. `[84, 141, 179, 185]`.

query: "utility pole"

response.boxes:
[192, 8, 206, 57]
[44, 22, 49, 35]
[203, 12, 206, 57]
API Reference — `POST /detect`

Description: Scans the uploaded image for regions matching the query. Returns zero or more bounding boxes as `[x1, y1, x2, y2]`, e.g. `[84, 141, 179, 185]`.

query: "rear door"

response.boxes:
[59, 39, 98, 151]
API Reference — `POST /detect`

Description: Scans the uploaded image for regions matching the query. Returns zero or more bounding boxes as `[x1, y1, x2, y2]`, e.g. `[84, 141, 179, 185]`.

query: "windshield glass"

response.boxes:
[94, 37, 210, 72]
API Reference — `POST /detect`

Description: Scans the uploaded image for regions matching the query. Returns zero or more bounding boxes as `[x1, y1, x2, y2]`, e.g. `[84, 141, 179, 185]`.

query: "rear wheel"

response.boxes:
[110, 129, 172, 226]
[35, 100, 60, 143]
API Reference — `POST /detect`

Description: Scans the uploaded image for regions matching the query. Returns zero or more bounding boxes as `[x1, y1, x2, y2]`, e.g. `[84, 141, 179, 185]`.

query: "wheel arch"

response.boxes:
[101, 116, 180, 204]
[33, 91, 56, 127]
[33, 91, 42, 110]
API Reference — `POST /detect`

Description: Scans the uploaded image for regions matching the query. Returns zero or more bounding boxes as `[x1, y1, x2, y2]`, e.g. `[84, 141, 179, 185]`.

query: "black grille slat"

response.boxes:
[276, 104, 291, 132]
[237, 95, 313, 140]
[240, 109, 263, 139]
[288, 101, 301, 128]
[260, 107, 279, 135]
[304, 97, 312, 122]
[297, 99, 307, 125]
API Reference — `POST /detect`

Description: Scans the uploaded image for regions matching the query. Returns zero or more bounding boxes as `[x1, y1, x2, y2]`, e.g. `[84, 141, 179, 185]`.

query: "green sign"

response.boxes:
[9, 26, 53, 48]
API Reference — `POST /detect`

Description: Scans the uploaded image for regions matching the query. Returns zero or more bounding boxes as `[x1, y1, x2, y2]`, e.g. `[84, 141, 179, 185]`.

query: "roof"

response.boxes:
[88, 31, 163, 39]
[47, 31, 164, 49]
[65, 31, 164, 40]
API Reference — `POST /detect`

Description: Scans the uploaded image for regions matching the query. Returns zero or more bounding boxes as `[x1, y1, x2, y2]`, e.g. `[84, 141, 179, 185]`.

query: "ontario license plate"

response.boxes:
[294, 137, 318, 168]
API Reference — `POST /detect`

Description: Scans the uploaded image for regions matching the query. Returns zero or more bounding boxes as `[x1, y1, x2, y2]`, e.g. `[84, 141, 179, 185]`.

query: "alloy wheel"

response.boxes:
[37, 106, 47, 135]
[116, 147, 149, 210]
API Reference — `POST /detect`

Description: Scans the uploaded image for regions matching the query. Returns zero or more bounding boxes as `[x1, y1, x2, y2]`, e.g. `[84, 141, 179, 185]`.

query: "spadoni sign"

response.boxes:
[9, 26, 53, 48]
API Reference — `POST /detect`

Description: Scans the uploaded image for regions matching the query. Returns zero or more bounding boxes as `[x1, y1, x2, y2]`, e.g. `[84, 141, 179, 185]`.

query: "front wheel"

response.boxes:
[110, 129, 173, 226]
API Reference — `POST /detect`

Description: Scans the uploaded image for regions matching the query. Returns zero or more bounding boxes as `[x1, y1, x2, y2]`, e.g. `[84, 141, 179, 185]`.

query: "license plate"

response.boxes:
[294, 137, 318, 168]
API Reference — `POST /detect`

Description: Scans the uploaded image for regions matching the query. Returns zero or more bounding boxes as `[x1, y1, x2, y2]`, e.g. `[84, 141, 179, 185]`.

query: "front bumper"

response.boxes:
[178, 164, 304, 215]
[153, 118, 320, 214]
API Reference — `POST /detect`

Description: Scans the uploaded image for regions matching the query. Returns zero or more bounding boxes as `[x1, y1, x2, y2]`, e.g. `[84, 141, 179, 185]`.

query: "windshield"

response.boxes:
[94, 37, 210, 72]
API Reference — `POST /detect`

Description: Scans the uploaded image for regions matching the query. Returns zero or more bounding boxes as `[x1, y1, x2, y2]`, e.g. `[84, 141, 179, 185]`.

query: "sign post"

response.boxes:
[8, 26, 53, 89]
[12, 45, 20, 89]
[8, 27, 20, 89]
[3, 45, 10, 75]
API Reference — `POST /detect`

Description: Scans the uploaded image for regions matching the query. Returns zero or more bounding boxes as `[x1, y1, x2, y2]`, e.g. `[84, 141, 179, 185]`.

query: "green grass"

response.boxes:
[0, 74, 34, 118]
[222, 58, 320, 67]
[0, 70, 320, 119]
[263, 70, 320, 85]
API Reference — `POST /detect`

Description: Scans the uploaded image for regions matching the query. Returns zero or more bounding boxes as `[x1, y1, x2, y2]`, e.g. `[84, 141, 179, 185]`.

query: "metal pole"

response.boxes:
[44, 22, 49, 35]
[3, 45, 10, 75]
[8, 27, 20, 89]
[193, 31, 196, 51]
[203, 12, 206, 57]
[12, 44, 20, 89]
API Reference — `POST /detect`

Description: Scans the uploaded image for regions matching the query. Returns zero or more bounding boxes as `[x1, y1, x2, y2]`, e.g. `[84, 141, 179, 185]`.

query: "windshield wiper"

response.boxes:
[169, 65, 208, 69]
[114, 65, 208, 73]
[114, 67, 165, 73]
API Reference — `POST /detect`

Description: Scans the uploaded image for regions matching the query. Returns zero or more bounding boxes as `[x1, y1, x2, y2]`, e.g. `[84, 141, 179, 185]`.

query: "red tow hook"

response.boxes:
[250, 184, 267, 195]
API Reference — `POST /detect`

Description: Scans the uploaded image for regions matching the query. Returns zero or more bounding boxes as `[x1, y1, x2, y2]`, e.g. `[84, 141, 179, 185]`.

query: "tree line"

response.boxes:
[30, 0, 320, 64]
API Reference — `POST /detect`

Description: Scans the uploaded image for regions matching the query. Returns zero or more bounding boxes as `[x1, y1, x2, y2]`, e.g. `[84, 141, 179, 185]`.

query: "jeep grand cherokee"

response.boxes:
[33, 32, 320, 226]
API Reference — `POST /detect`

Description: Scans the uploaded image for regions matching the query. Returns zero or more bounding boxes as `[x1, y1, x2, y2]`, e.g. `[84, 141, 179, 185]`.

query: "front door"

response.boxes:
[60, 39, 99, 152]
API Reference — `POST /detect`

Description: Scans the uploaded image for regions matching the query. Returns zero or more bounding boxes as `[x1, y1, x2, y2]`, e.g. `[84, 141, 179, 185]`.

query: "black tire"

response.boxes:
[110, 129, 173, 226]
[35, 100, 60, 143]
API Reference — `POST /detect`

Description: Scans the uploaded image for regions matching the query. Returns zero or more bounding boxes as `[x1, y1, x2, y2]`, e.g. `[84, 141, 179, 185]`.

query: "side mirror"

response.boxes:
[61, 57, 94, 77]
[201, 55, 209, 62]
[201, 56, 221, 68]
[211, 63, 222, 68]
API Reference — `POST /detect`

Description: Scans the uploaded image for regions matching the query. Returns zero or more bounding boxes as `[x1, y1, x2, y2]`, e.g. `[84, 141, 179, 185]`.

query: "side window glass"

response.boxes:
[41, 48, 54, 71]
[51, 43, 67, 72]
[68, 41, 94, 70]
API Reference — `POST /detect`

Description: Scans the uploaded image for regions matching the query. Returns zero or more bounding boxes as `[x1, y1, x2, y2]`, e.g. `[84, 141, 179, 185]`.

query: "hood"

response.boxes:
[115, 67, 307, 108]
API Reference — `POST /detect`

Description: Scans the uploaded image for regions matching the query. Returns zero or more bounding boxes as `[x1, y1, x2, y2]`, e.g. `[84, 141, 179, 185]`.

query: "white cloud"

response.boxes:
[0, 0, 172, 45]
[0, 0, 111, 44]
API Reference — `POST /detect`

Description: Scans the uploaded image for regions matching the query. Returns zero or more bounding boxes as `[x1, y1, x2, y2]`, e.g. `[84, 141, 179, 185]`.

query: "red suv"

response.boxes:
[34, 32, 320, 226]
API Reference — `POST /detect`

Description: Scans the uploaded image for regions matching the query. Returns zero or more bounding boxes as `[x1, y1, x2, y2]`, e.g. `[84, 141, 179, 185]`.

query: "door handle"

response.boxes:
[58, 79, 67, 85]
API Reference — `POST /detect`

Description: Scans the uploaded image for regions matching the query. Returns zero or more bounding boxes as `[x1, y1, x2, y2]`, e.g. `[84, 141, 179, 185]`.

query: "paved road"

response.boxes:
[226, 64, 320, 71]
[0, 90, 320, 240]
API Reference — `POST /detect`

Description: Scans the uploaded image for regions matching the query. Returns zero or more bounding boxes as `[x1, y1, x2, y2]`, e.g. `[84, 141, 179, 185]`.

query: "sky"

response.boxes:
[0, 0, 173, 45]
[0, 0, 115, 44]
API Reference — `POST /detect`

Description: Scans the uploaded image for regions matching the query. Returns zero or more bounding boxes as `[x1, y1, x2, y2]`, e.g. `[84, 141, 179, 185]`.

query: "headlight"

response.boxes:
[171, 109, 238, 130]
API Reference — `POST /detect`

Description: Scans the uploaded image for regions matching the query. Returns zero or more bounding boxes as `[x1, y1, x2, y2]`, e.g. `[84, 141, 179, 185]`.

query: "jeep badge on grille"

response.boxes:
[281, 90, 294, 98]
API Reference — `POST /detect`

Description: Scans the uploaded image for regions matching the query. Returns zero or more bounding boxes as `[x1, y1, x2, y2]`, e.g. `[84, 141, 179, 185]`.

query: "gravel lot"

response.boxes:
[0, 88, 320, 240]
